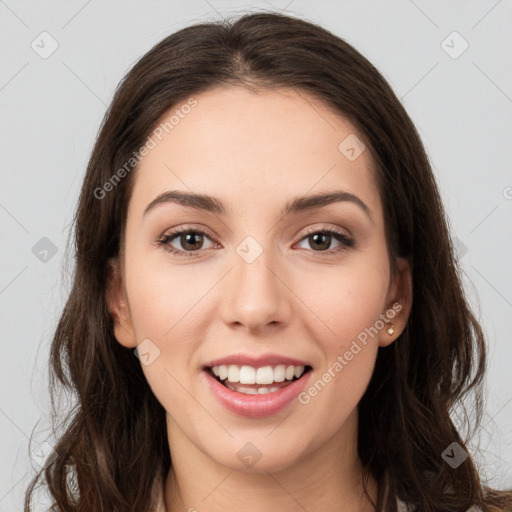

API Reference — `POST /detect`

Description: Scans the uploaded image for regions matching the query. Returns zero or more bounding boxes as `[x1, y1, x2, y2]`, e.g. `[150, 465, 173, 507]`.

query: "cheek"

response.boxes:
[296, 255, 390, 345]
[125, 245, 207, 335]
[122, 250, 196, 384]
[125, 259, 202, 414]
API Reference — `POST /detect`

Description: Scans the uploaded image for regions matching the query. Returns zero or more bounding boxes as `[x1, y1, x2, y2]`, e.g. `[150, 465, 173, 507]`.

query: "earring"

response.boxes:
[386, 324, 394, 336]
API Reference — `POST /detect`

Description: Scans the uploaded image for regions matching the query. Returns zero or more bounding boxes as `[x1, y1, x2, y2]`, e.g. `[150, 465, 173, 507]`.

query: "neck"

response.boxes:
[161, 410, 379, 512]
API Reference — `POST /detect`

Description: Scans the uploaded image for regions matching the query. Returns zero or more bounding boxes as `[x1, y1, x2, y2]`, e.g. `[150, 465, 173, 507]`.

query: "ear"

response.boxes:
[105, 257, 137, 348]
[378, 256, 413, 348]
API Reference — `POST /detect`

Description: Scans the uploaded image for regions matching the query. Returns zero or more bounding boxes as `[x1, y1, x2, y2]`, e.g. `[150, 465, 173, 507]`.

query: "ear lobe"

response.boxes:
[378, 256, 413, 348]
[105, 257, 137, 348]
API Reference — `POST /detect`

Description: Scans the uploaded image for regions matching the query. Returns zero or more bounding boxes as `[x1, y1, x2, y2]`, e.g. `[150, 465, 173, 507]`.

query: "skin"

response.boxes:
[107, 85, 412, 512]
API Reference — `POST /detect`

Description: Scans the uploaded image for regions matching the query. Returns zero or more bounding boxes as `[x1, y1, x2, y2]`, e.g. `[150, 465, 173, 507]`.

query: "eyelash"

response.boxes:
[155, 225, 355, 258]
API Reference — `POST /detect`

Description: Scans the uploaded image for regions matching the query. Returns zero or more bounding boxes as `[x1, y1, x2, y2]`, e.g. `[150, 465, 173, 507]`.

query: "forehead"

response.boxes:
[128, 85, 381, 222]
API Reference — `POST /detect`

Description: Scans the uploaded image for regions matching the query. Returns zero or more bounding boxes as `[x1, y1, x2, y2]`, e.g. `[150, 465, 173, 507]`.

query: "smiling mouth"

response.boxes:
[206, 364, 313, 395]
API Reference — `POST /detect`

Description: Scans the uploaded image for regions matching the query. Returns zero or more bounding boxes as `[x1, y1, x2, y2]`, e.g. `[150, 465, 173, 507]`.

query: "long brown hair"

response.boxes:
[25, 11, 511, 512]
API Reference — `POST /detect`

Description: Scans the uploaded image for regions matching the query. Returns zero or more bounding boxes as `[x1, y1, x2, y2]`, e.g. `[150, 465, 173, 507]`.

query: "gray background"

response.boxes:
[1, 0, 511, 509]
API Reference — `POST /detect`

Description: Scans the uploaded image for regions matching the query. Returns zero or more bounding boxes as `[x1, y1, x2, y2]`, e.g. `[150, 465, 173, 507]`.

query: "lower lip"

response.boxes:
[203, 369, 311, 418]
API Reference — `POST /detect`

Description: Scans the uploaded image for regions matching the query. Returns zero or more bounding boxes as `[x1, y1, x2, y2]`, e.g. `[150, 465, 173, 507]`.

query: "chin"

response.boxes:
[203, 434, 310, 474]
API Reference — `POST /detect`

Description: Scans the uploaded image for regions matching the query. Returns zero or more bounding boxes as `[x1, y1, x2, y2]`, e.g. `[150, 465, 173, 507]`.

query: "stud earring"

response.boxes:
[386, 324, 395, 336]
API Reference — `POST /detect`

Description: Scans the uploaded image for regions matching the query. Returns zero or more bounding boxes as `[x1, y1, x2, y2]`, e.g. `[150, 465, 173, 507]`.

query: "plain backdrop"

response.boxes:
[1, 0, 511, 509]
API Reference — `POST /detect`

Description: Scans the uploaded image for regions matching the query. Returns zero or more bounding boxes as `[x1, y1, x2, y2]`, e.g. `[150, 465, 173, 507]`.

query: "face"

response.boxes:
[107, 85, 412, 473]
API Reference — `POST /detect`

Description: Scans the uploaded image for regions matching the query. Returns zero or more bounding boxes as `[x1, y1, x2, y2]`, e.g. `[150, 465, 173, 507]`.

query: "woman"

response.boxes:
[25, 11, 512, 512]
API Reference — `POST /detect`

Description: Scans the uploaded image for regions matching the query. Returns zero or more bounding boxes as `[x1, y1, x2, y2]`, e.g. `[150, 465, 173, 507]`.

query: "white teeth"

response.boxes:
[274, 364, 286, 382]
[294, 365, 305, 378]
[227, 365, 240, 383]
[219, 365, 228, 380]
[256, 366, 274, 385]
[225, 381, 258, 394]
[209, 363, 308, 384]
[225, 382, 284, 395]
[239, 365, 256, 384]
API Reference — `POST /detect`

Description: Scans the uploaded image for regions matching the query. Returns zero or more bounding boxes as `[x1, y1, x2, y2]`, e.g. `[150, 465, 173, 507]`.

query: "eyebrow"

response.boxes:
[143, 189, 373, 222]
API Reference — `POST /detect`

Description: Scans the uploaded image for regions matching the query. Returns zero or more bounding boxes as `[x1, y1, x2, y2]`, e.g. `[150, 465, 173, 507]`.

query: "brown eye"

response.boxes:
[178, 232, 205, 251]
[308, 232, 333, 251]
[157, 228, 216, 256]
[296, 229, 355, 254]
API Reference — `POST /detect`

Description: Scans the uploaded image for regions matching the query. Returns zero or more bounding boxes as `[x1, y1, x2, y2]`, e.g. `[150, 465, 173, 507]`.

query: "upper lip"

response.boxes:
[202, 353, 312, 369]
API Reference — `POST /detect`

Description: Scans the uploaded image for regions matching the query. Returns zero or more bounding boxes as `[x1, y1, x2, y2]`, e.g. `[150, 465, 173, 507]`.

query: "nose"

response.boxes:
[221, 244, 292, 334]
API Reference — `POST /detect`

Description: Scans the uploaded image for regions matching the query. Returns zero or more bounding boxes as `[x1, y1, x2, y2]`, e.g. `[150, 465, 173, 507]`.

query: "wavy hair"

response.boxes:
[25, 11, 511, 512]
